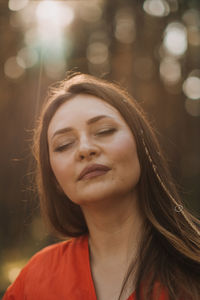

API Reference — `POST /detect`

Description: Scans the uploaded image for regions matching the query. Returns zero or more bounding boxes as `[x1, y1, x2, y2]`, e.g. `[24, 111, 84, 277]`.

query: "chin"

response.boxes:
[71, 188, 123, 207]
[73, 194, 109, 205]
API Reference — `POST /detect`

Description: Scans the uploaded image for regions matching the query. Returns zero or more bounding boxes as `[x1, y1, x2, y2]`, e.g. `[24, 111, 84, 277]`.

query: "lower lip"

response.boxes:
[80, 169, 110, 180]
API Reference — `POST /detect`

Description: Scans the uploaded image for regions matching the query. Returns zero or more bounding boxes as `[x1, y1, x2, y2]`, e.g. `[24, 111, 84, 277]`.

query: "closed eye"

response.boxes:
[53, 129, 116, 152]
[54, 142, 74, 152]
[96, 128, 116, 136]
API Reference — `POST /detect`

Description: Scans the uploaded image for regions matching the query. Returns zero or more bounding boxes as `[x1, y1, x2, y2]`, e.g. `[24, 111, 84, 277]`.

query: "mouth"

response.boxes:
[78, 164, 111, 181]
[79, 169, 110, 180]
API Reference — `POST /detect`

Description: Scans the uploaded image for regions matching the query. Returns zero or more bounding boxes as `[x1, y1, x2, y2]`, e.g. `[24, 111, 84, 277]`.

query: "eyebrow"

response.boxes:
[51, 115, 114, 140]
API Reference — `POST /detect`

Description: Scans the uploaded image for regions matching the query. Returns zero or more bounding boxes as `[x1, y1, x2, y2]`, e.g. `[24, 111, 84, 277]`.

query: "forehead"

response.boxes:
[48, 94, 125, 134]
[55, 93, 120, 117]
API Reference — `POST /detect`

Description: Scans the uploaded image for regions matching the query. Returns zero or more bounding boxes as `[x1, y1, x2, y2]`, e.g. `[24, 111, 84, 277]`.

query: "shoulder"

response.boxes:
[24, 234, 87, 274]
[26, 239, 70, 269]
[26, 234, 87, 268]
[3, 235, 88, 299]
[28, 238, 73, 264]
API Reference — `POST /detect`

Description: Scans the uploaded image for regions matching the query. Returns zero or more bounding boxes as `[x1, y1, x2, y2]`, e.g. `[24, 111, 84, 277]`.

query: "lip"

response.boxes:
[78, 164, 111, 181]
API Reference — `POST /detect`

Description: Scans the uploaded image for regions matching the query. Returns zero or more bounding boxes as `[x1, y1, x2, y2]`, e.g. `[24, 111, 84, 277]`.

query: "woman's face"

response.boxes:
[48, 94, 141, 206]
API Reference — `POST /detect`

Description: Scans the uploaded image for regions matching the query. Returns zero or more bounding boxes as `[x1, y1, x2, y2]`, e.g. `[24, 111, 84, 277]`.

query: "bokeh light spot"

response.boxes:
[87, 42, 109, 65]
[36, 1, 74, 28]
[8, 267, 21, 283]
[143, 0, 170, 17]
[115, 8, 136, 44]
[182, 9, 200, 27]
[183, 74, 200, 100]
[34, 1, 73, 52]
[17, 47, 38, 68]
[8, 0, 28, 11]
[160, 57, 181, 85]
[4, 57, 25, 79]
[163, 22, 187, 56]
[187, 26, 200, 47]
[12, 1, 36, 27]
[185, 99, 200, 117]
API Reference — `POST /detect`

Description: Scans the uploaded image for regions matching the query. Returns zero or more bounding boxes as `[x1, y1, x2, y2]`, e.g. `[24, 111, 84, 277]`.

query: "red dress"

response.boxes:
[3, 235, 169, 300]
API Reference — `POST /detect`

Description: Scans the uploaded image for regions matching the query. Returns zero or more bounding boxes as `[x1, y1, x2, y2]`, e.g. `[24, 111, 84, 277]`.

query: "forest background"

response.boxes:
[0, 0, 200, 297]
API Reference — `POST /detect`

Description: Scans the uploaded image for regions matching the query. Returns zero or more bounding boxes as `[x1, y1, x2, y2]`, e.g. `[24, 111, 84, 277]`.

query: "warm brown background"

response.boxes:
[1, 0, 200, 297]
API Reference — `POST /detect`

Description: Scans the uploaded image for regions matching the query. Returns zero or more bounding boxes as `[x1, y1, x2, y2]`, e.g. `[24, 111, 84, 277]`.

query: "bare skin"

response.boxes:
[82, 192, 144, 300]
[48, 94, 145, 300]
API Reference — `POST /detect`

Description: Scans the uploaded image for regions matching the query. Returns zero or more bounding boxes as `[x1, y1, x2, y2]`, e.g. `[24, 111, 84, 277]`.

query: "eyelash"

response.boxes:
[54, 128, 116, 152]
[95, 128, 116, 136]
[54, 143, 73, 152]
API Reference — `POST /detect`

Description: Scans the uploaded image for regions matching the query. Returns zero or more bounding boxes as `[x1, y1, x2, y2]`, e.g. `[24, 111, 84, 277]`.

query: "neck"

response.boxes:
[81, 189, 144, 263]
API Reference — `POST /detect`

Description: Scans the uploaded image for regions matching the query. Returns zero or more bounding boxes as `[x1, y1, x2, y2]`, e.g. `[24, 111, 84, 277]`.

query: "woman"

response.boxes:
[3, 73, 200, 300]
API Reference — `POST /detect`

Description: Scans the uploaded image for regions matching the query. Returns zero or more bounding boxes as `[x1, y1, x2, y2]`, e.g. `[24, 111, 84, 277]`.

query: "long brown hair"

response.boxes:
[33, 73, 200, 300]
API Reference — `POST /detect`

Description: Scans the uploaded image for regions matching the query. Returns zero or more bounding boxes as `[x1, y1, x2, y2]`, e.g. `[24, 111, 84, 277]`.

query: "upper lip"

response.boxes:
[78, 164, 111, 181]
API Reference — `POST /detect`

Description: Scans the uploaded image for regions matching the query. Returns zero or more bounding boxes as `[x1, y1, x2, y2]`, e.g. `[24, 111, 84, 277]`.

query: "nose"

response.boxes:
[76, 135, 100, 161]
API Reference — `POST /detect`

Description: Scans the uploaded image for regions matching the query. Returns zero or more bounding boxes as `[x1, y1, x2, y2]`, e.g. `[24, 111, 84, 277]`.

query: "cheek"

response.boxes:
[49, 155, 73, 188]
[111, 133, 139, 163]
[110, 134, 141, 180]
